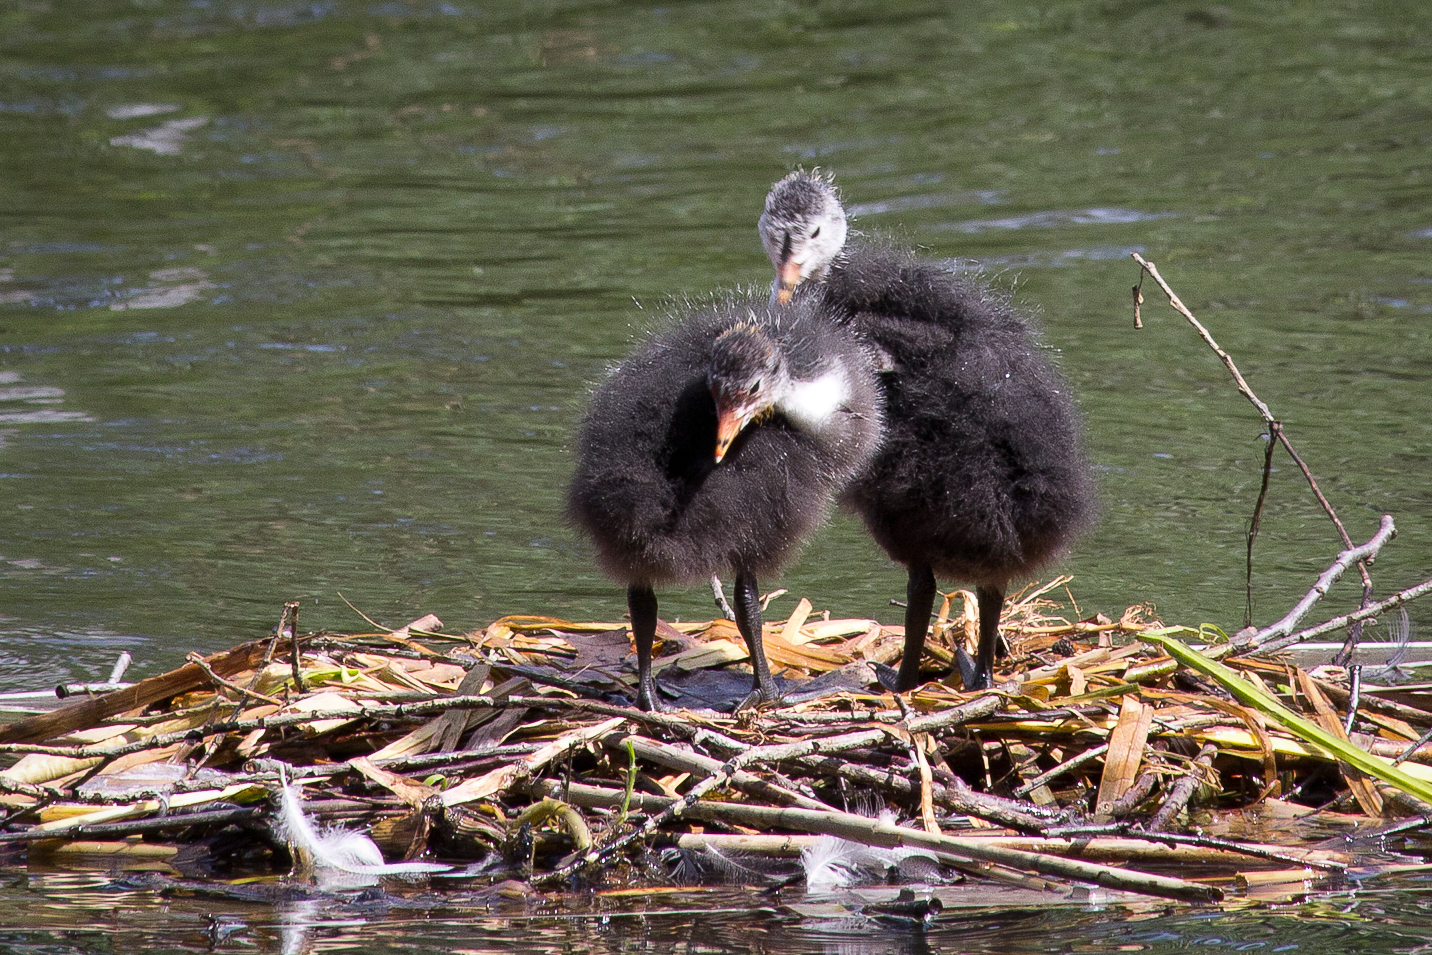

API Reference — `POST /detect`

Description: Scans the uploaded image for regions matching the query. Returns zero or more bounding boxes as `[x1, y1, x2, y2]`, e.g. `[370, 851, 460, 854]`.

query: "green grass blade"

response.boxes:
[1142, 631, 1432, 806]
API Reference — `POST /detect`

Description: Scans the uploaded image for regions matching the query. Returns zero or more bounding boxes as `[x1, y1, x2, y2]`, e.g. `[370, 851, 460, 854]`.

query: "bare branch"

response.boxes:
[1250, 515, 1396, 645]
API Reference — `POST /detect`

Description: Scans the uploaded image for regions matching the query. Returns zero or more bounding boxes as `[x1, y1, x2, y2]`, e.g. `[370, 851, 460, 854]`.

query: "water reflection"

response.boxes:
[110, 116, 210, 156]
[939, 208, 1175, 233]
[1, 873, 1432, 953]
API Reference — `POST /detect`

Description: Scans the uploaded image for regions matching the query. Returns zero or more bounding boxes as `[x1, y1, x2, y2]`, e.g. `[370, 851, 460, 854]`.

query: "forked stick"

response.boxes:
[1130, 254, 1374, 647]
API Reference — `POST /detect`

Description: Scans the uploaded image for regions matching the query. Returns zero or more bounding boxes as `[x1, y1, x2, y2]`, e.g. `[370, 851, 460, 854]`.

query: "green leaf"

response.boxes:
[1143, 631, 1432, 806]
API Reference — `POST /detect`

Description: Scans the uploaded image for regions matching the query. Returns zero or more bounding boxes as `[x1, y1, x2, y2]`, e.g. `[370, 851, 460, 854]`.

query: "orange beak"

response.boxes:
[714, 393, 763, 464]
[776, 258, 802, 304]
[714, 404, 750, 463]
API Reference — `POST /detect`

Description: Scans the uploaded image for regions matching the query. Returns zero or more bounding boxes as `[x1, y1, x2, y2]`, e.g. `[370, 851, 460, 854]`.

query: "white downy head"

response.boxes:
[758, 170, 849, 304]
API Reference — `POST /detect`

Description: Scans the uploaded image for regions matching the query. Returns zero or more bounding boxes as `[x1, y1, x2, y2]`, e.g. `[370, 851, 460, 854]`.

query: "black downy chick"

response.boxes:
[568, 293, 884, 710]
[758, 170, 1095, 691]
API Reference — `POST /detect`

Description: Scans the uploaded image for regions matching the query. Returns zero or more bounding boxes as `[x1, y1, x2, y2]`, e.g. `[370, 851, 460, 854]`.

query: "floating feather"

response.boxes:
[276, 771, 449, 885]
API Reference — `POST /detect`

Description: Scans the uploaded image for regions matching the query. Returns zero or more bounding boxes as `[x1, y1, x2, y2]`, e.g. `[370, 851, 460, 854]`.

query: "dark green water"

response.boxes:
[1, 0, 1430, 943]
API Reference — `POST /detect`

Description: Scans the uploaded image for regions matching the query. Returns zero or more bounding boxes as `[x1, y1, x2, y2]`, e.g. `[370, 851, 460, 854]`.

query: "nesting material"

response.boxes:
[0, 580, 1429, 905]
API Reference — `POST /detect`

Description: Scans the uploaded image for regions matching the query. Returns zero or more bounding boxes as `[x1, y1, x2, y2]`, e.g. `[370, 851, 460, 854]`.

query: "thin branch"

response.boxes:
[1246, 423, 1280, 628]
[1344, 665, 1362, 736]
[709, 574, 736, 621]
[1014, 744, 1108, 797]
[284, 601, 304, 694]
[185, 652, 284, 708]
[1149, 743, 1217, 832]
[1250, 576, 1432, 655]
[531, 779, 1221, 902]
[1249, 515, 1396, 645]
[1130, 253, 1375, 619]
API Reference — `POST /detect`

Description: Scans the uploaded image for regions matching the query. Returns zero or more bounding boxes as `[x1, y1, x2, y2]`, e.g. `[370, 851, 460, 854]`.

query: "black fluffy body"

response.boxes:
[567, 293, 883, 709]
[820, 241, 1094, 583]
[796, 236, 1095, 691]
[569, 295, 882, 585]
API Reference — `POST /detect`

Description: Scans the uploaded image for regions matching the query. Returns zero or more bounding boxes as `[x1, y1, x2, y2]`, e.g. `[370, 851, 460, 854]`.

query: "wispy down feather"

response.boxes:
[276, 771, 449, 886]
[800, 811, 941, 890]
[800, 834, 904, 890]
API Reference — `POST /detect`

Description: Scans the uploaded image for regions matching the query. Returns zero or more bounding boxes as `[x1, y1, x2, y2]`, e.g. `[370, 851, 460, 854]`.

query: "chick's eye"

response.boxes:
[750, 379, 762, 393]
[810, 227, 821, 238]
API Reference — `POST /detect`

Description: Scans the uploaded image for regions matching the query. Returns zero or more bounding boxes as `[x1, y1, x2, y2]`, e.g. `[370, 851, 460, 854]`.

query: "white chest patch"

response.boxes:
[781, 368, 850, 432]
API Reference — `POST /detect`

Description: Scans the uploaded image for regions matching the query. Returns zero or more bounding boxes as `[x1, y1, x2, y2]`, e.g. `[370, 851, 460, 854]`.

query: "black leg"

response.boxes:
[896, 563, 937, 692]
[627, 584, 661, 712]
[966, 584, 1005, 691]
[732, 570, 777, 702]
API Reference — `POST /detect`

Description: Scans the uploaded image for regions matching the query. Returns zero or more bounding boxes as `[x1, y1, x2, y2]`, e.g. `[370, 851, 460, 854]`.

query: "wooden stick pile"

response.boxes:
[0, 566, 1428, 903]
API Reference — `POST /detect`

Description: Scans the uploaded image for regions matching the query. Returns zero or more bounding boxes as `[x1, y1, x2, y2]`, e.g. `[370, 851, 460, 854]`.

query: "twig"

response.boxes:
[0, 807, 262, 844]
[904, 692, 1004, 735]
[225, 613, 290, 724]
[0, 775, 67, 800]
[108, 651, 133, 685]
[1015, 744, 1108, 797]
[284, 601, 304, 694]
[609, 735, 831, 812]
[974, 829, 1344, 872]
[934, 770, 1064, 832]
[436, 717, 626, 807]
[1149, 743, 1217, 832]
[541, 697, 1018, 885]
[709, 575, 736, 621]
[1344, 665, 1362, 736]
[1392, 723, 1432, 769]
[55, 652, 138, 699]
[1107, 771, 1159, 820]
[1247, 516, 1396, 646]
[185, 652, 284, 707]
[1131, 253, 1374, 638]
[531, 779, 1221, 901]
[1127, 828, 1345, 872]
[1247, 575, 1432, 655]
[1246, 423, 1280, 627]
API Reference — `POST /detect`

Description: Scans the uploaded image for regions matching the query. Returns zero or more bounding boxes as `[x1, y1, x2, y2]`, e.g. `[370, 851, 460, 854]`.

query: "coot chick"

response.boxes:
[568, 293, 884, 710]
[758, 170, 1095, 691]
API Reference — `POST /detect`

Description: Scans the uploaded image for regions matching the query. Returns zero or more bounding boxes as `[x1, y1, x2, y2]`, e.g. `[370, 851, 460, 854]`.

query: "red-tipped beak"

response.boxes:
[776, 258, 802, 304]
[714, 399, 758, 463]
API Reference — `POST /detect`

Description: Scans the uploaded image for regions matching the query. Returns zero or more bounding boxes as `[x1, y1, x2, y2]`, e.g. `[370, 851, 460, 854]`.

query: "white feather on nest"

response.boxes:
[276, 771, 449, 885]
[799, 812, 936, 890]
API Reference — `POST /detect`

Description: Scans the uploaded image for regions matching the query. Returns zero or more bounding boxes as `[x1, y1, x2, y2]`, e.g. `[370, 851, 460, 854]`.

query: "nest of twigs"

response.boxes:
[1, 575, 1431, 906]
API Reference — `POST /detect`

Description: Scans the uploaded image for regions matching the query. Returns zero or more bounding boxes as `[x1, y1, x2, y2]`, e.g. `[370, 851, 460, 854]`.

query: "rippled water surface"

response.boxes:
[1, 0, 1431, 944]
[5, 871, 1432, 954]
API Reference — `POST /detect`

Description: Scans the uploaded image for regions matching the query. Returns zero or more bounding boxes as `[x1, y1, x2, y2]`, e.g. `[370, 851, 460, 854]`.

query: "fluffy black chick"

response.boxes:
[759, 170, 1096, 691]
[568, 293, 884, 710]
